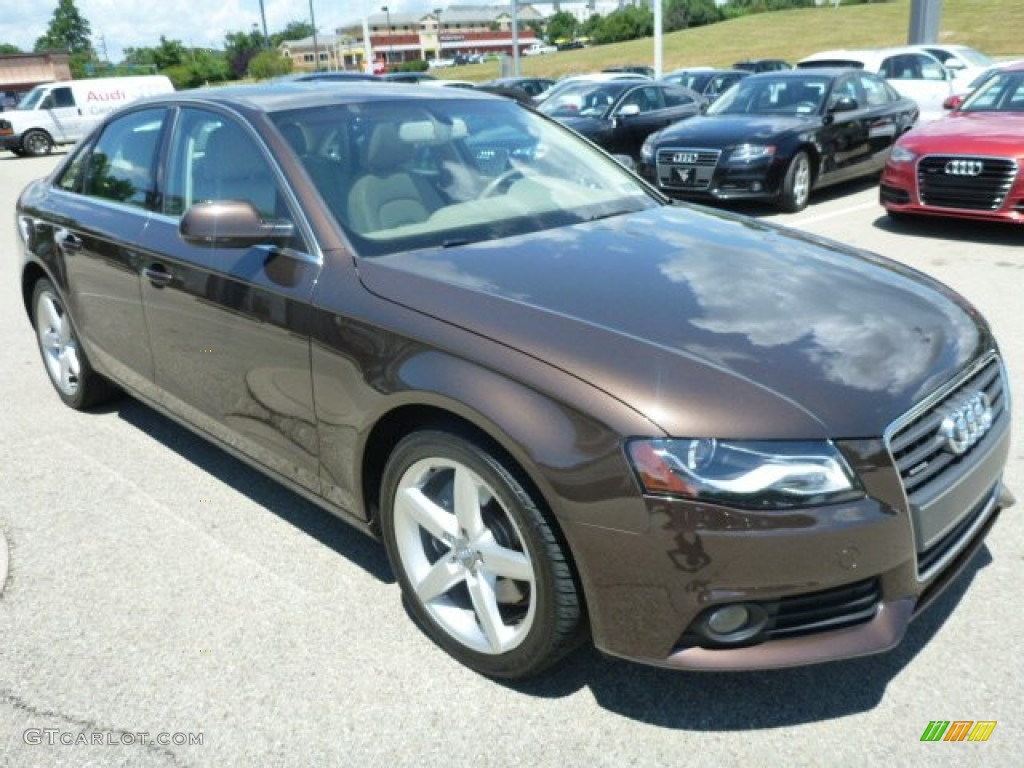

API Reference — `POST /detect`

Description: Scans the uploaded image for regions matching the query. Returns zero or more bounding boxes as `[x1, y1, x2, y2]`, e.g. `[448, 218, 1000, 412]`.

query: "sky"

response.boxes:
[0, 0, 449, 62]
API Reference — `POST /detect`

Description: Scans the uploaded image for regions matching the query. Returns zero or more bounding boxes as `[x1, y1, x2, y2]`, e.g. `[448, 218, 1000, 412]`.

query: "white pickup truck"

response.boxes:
[523, 43, 557, 56]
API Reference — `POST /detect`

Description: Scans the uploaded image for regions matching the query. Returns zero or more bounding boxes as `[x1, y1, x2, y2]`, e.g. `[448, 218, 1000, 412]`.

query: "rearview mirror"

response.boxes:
[180, 201, 295, 248]
[617, 103, 641, 118]
[943, 94, 965, 110]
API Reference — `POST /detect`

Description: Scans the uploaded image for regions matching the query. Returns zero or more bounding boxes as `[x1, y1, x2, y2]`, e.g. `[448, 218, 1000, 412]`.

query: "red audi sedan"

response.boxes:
[880, 61, 1024, 223]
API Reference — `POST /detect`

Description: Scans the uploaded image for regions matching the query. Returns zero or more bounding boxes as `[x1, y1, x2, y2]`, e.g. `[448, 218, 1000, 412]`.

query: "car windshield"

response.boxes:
[271, 98, 657, 257]
[16, 86, 45, 110]
[954, 48, 994, 67]
[959, 70, 1024, 112]
[706, 76, 829, 116]
[538, 82, 631, 117]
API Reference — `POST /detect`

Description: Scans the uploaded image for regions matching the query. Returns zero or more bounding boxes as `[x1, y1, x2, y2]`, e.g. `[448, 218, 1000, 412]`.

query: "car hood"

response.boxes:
[902, 111, 1024, 152]
[357, 205, 988, 439]
[655, 114, 812, 148]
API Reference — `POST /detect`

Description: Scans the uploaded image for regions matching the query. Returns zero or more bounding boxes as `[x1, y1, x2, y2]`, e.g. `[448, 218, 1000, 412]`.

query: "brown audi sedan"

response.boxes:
[15, 83, 1013, 679]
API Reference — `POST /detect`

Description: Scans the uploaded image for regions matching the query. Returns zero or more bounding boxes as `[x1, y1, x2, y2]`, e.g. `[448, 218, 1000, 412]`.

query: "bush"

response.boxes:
[396, 59, 429, 72]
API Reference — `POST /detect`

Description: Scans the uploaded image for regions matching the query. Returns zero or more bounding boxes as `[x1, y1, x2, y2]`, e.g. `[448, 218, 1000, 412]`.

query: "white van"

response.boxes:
[0, 75, 173, 157]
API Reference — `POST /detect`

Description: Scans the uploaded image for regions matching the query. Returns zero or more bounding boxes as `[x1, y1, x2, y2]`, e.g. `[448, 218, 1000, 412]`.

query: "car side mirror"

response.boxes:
[829, 95, 859, 113]
[180, 201, 295, 248]
[617, 103, 641, 118]
[943, 94, 965, 110]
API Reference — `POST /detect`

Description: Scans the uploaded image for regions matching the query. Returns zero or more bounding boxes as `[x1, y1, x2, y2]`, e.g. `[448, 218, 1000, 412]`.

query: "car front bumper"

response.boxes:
[881, 158, 1024, 224]
[561, 422, 1012, 670]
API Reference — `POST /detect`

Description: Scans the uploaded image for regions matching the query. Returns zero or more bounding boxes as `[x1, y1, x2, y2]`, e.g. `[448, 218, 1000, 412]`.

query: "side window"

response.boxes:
[858, 74, 892, 107]
[663, 88, 695, 108]
[56, 142, 92, 192]
[51, 87, 76, 108]
[81, 108, 167, 209]
[620, 86, 663, 113]
[164, 108, 285, 221]
[917, 55, 947, 81]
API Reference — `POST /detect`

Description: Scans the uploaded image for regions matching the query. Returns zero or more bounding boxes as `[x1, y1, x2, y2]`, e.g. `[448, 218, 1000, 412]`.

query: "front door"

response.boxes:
[139, 107, 323, 492]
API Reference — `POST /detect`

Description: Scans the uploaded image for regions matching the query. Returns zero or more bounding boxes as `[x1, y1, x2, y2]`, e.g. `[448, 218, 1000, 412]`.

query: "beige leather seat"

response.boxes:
[194, 123, 277, 218]
[346, 123, 444, 234]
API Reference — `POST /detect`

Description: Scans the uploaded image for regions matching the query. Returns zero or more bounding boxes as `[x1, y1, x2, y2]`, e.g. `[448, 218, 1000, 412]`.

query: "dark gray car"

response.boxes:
[15, 83, 1013, 679]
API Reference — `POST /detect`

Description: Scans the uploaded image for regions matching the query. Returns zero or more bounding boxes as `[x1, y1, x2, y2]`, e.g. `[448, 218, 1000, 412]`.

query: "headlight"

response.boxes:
[640, 133, 658, 165]
[889, 144, 917, 164]
[626, 439, 862, 509]
[729, 144, 775, 163]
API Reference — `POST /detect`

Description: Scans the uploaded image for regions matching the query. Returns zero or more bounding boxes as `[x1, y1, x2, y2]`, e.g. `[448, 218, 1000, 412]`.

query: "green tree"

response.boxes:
[0, 43, 23, 54]
[223, 28, 265, 78]
[665, 0, 723, 33]
[271, 21, 316, 47]
[34, 0, 93, 54]
[590, 6, 653, 45]
[545, 11, 579, 44]
[248, 49, 292, 79]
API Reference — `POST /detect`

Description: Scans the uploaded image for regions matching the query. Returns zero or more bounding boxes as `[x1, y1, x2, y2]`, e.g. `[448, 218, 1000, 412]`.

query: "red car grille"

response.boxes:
[917, 155, 1018, 211]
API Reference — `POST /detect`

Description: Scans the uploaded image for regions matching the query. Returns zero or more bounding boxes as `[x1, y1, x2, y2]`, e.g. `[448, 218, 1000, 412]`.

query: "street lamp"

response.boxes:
[434, 7, 443, 60]
[382, 6, 393, 64]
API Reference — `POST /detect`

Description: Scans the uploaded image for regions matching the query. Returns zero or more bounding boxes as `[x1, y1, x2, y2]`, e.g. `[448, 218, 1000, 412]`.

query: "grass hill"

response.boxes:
[447, 0, 1023, 81]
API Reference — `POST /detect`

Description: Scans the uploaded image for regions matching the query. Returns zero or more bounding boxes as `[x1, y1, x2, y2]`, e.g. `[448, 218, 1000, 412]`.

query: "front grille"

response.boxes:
[917, 155, 1017, 211]
[764, 578, 881, 640]
[887, 356, 1007, 500]
[656, 147, 720, 191]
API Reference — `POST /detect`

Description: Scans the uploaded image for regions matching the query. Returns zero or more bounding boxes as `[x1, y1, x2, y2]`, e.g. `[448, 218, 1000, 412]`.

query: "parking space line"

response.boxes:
[790, 200, 880, 227]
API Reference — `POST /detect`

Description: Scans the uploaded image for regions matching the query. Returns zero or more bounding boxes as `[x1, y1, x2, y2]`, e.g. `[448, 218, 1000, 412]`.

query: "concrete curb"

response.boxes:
[0, 530, 8, 596]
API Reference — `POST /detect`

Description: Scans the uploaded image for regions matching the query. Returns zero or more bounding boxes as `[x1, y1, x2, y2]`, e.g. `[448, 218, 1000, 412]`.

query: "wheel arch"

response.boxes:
[359, 401, 590, 620]
[21, 261, 52, 321]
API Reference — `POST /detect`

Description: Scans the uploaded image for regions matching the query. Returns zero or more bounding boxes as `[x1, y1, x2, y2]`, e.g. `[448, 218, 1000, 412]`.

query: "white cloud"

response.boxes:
[0, 0, 458, 62]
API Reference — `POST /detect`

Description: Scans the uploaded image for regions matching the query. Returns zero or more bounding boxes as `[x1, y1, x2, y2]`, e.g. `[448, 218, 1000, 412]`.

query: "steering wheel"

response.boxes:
[481, 168, 525, 198]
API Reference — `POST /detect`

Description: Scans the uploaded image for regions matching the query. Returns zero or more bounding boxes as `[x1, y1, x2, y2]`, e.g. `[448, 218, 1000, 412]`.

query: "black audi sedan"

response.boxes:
[538, 80, 702, 159]
[16, 83, 1012, 679]
[638, 69, 919, 211]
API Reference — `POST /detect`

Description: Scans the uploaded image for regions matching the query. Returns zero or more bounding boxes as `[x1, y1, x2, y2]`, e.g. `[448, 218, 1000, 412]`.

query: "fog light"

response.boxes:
[751, 181, 763, 192]
[707, 604, 750, 635]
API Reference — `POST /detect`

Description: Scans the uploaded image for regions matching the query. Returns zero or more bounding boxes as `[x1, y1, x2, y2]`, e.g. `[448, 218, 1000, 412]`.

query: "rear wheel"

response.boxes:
[21, 129, 53, 157]
[778, 150, 811, 213]
[380, 430, 583, 679]
[32, 279, 116, 409]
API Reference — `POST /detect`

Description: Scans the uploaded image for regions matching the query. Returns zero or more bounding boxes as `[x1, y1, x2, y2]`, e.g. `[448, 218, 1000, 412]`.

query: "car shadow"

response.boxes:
[111, 397, 394, 584]
[873, 213, 1024, 247]
[499, 547, 992, 729]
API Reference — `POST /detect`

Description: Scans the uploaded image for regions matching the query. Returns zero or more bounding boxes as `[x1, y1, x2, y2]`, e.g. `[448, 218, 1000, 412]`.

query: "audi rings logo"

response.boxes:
[673, 152, 699, 164]
[938, 391, 993, 456]
[944, 159, 984, 177]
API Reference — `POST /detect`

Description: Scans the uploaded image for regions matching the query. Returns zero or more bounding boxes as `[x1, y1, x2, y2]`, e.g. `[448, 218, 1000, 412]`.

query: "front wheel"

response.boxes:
[380, 430, 584, 679]
[32, 279, 116, 409]
[778, 150, 811, 213]
[21, 129, 53, 157]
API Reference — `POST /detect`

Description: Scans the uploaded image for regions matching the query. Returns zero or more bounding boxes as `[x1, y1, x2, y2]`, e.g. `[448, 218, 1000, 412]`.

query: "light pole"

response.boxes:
[434, 7, 443, 61]
[382, 6, 393, 66]
[257, 0, 270, 47]
[309, 0, 320, 71]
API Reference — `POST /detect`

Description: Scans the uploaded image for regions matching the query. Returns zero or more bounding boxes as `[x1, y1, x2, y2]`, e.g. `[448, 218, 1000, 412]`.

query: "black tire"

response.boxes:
[31, 279, 117, 410]
[380, 430, 584, 679]
[22, 129, 53, 157]
[778, 150, 811, 213]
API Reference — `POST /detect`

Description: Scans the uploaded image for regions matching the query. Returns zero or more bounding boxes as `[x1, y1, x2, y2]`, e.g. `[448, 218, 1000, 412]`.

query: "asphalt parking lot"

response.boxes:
[1, 151, 1021, 768]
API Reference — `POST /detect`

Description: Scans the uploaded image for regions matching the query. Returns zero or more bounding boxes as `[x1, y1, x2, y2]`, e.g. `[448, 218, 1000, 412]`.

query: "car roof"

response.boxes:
[149, 81, 495, 115]
[799, 47, 944, 67]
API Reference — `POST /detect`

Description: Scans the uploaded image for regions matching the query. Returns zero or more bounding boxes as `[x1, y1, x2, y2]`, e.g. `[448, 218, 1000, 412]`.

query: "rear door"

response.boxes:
[42, 107, 170, 390]
[138, 106, 323, 492]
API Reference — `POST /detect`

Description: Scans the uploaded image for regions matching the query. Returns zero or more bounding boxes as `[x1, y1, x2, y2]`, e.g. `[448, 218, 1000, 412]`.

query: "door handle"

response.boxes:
[56, 231, 82, 253]
[142, 265, 173, 288]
